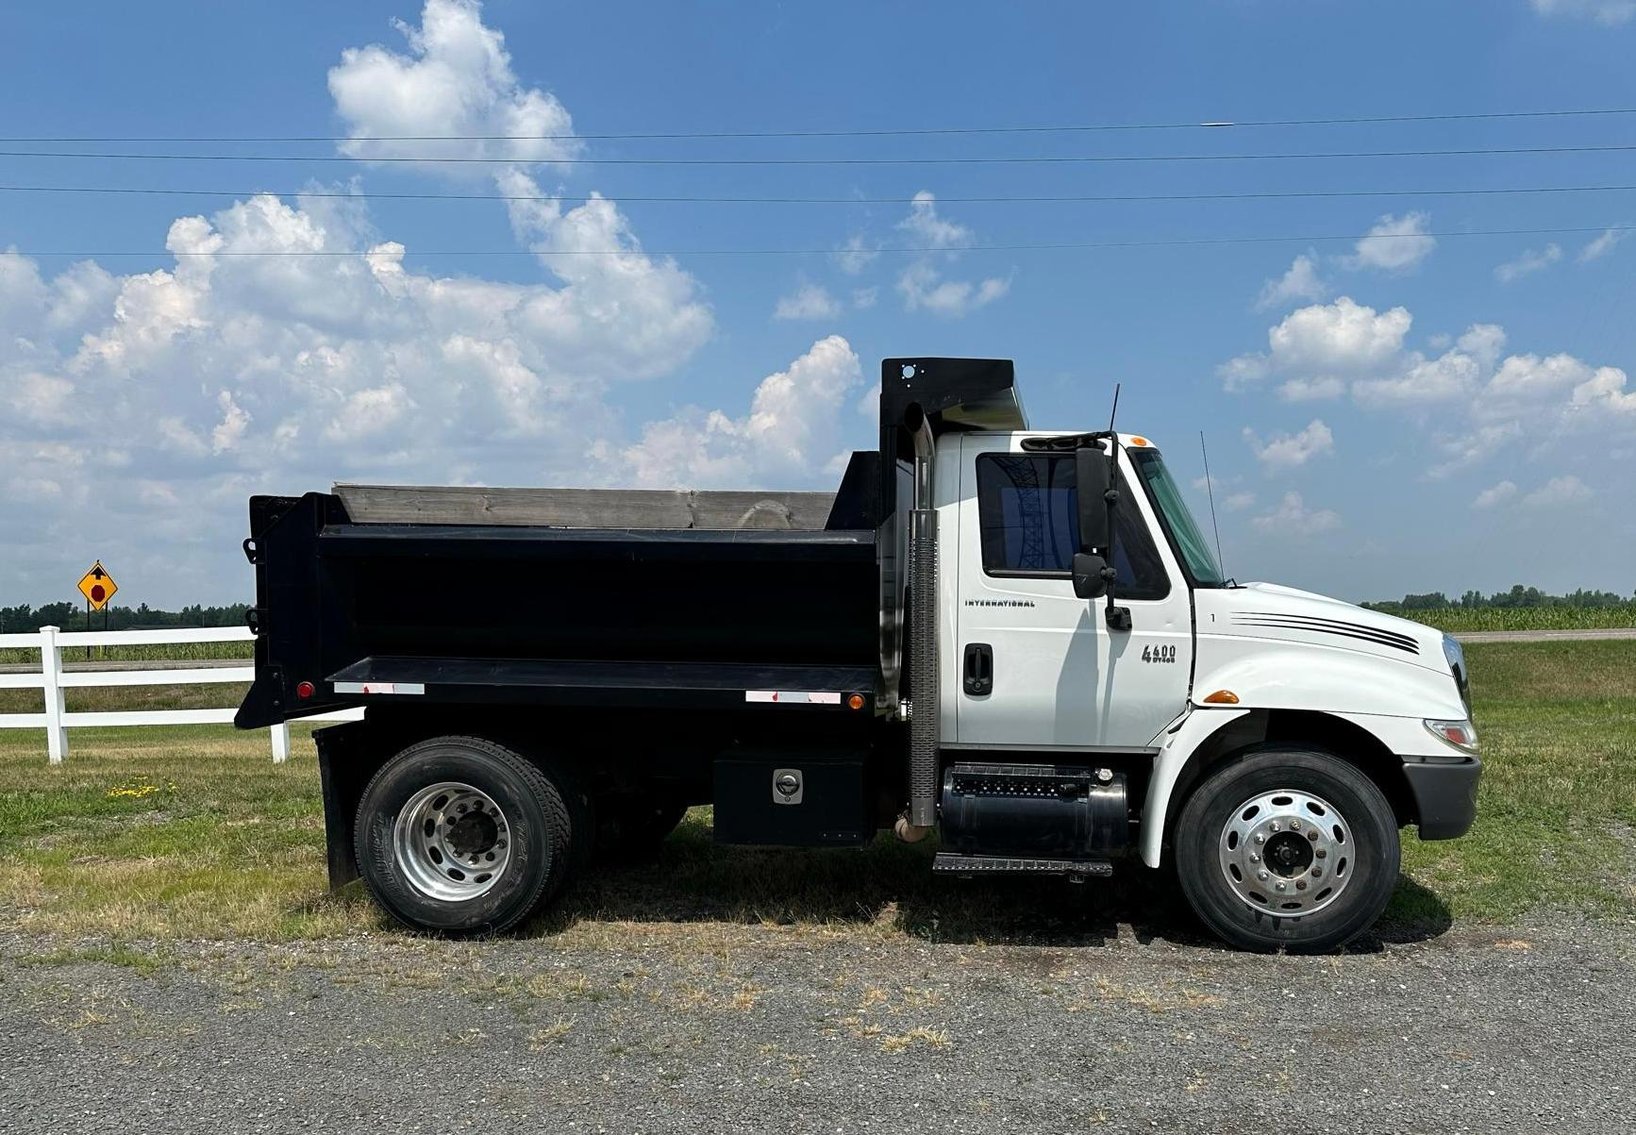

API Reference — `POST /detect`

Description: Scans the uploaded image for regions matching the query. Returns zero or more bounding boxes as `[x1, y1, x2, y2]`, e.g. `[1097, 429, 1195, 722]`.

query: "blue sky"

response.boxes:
[2, 0, 1633, 608]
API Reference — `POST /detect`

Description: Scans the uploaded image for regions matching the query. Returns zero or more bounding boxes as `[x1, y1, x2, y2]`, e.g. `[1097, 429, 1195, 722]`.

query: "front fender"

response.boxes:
[1140, 706, 1250, 867]
[1193, 642, 1465, 721]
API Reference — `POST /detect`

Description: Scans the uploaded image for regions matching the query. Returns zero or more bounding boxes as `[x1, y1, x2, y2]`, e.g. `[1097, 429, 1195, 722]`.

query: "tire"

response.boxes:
[354, 735, 574, 935]
[1174, 746, 1400, 953]
[594, 797, 689, 863]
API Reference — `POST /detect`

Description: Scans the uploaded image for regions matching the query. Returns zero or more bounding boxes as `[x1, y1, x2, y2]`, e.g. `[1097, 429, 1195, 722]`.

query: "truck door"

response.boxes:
[950, 434, 1192, 751]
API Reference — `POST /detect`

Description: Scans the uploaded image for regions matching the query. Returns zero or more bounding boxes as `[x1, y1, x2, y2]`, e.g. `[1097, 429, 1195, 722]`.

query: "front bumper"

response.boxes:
[1400, 754, 1482, 840]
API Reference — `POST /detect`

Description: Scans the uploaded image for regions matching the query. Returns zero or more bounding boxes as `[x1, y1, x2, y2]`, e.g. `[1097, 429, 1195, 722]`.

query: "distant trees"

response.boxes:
[1364, 585, 1635, 615]
[0, 601, 250, 634]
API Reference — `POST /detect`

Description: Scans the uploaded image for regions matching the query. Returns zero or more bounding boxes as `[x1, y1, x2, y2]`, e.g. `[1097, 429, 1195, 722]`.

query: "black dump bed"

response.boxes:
[235, 454, 883, 728]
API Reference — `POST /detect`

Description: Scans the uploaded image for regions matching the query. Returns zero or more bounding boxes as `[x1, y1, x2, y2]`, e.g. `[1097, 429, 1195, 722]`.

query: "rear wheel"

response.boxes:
[1174, 747, 1400, 953]
[355, 735, 576, 935]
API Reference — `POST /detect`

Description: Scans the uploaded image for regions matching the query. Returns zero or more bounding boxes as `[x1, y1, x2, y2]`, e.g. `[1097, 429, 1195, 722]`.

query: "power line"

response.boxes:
[1, 143, 1636, 166]
[11, 223, 1630, 258]
[4, 181, 1636, 206]
[3, 106, 1634, 143]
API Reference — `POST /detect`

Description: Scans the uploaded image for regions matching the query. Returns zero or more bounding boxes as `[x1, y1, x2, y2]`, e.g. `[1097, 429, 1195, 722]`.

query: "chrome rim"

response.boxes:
[1218, 788, 1353, 916]
[392, 781, 512, 901]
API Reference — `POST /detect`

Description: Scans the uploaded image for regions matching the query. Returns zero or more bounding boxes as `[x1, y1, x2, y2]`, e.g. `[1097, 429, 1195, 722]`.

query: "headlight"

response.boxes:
[1424, 718, 1479, 754]
[1442, 633, 1471, 715]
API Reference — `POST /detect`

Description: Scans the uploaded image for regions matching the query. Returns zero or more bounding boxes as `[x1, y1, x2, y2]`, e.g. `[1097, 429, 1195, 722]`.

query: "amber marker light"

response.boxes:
[847, 693, 866, 711]
[1128, 436, 1150, 447]
[1201, 689, 1240, 704]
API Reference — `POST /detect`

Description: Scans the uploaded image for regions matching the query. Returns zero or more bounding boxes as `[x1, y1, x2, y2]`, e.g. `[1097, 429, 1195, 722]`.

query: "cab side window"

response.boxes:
[975, 454, 1170, 600]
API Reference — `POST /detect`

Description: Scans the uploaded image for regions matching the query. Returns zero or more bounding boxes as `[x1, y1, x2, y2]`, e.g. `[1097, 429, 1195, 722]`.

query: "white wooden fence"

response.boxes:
[0, 625, 360, 764]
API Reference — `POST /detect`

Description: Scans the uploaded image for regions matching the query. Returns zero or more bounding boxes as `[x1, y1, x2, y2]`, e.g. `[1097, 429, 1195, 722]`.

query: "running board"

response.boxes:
[932, 852, 1113, 879]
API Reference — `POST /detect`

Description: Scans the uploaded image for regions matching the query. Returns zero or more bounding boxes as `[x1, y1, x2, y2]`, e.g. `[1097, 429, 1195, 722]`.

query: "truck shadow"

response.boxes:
[528, 820, 1454, 952]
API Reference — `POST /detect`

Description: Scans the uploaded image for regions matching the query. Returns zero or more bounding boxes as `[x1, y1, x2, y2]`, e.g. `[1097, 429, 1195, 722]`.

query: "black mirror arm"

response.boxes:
[1102, 476, 1132, 633]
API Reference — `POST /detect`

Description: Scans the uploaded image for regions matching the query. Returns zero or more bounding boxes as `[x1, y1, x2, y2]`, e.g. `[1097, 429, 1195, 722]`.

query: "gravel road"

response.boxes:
[2, 917, 1631, 1135]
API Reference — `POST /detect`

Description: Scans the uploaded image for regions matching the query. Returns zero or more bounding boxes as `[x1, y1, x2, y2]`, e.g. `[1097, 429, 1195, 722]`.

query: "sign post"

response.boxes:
[76, 562, 119, 660]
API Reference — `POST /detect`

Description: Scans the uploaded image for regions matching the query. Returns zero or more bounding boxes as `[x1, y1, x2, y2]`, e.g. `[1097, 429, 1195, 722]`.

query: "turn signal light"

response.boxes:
[847, 693, 866, 711]
[1201, 689, 1240, 705]
[1424, 718, 1479, 753]
[296, 681, 315, 700]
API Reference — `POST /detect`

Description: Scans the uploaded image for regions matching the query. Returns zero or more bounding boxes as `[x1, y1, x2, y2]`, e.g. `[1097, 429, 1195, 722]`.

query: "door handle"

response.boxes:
[963, 642, 993, 696]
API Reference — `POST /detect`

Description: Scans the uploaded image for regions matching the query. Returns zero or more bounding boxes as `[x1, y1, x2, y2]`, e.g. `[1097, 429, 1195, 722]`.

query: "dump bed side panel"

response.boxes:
[236, 493, 880, 728]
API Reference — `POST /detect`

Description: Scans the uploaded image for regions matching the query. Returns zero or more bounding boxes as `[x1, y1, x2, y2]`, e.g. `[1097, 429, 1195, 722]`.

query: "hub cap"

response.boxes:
[392, 781, 512, 901]
[1218, 789, 1352, 917]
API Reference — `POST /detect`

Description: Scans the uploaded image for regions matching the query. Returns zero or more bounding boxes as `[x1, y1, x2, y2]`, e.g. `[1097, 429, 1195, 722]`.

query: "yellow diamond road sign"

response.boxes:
[77, 561, 119, 611]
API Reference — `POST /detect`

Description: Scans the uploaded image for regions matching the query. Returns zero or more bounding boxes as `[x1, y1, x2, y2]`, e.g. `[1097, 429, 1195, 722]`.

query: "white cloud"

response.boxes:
[889, 192, 1010, 318]
[1347, 212, 1436, 273]
[1224, 491, 1256, 512]
[897, 191, 973, 250]
[773, 284, 842, 321]
[1494, 244, 1562, 283]
[328, 0, 578, 170]
[1251, 492, 1340, 534]
[617, 336, 864, 487]
[0, 0, 768, 605]
[1531, 0, 1636, 23]
[1255, 253, 1327, 310]
[852, 287, 879, 310]
[898, 262, 1011, 317]
[1578, 227, 1631, 263]
[1243, 419, 1334, 470]
[1523, 475, 1593, 507]
[834, 234, 879, 275]
[1222, 297, 1411, 395]
[1472, 480, 1517, 509]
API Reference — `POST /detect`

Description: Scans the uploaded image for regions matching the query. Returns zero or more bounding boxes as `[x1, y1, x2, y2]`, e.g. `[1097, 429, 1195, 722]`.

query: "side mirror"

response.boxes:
[1075, 445, 1111, 551]
[1072, 552, 1109, 599]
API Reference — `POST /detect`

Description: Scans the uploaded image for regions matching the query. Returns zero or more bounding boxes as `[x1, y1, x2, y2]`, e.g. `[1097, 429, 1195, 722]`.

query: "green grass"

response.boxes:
[0, 640, 1630, 945]
[1397, 606, 1636, 634]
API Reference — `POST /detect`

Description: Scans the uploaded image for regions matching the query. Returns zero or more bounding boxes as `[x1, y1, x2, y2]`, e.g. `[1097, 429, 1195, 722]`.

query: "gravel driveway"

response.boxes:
[1, 916, 1632, 1135]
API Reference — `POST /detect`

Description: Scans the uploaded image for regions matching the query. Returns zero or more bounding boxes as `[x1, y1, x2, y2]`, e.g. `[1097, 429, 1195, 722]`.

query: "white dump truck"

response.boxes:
[237, 356, 1478, 951]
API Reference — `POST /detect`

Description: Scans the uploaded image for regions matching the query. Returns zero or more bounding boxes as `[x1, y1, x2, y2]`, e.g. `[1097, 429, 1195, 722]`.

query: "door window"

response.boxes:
[975, 454, 1170, 600]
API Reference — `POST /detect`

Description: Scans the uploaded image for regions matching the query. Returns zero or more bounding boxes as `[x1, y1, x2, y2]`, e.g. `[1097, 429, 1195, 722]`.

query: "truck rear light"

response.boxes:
[847, 693, 866, 711]
[296, 681, 316, 700]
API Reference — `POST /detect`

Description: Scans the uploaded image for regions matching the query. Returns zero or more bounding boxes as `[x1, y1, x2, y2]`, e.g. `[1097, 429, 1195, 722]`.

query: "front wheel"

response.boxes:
[1174, 747, 1400, 953]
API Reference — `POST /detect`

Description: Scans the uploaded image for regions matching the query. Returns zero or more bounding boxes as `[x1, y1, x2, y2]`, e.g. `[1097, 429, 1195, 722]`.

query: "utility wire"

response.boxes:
[12, 223, 1631, 258]
[2, 143, 1636, 166]
[4, 106, 1635, 143]
[4, 181, 1636, 206]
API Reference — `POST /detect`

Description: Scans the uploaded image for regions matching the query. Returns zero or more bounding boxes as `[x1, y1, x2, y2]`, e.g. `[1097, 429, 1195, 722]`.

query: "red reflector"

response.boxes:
[296, 681, 315, 700]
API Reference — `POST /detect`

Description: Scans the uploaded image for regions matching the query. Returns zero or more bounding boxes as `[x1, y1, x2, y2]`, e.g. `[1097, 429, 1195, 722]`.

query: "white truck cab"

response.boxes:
[928, 424, 1479, 948]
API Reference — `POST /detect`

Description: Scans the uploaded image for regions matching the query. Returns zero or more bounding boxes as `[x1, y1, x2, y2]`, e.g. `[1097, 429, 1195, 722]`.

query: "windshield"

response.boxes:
[1129, 447, 1226, 587]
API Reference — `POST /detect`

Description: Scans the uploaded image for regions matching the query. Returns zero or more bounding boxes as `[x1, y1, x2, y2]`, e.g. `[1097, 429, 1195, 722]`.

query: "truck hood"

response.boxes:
[1205, 582, 1445, 671]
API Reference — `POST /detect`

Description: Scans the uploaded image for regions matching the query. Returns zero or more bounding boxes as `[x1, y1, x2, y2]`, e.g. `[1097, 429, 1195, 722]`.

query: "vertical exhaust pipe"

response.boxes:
[905, 405, 939, 830]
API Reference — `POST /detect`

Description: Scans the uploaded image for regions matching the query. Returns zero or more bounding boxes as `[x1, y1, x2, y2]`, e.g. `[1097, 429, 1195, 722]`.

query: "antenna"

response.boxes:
[1106, 382, 1121, 435]
[1199, 431, 1227, 580]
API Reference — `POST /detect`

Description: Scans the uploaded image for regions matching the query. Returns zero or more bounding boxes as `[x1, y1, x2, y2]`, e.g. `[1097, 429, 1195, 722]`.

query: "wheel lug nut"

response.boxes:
[1269, 822, 1280, 832]
[1289, 819, 1300, 830]
[1249, 853, 1260, 863]
[1311, 867, 1322, 878]
[1253, 833, 1265, 844]
[1296, 881, 1307, 891]
[1306, 830, 1319, 842]
[1257, 870, 1269, 881]
[1315, 849, 1327, 859]
[1275, 882, 1286, 891]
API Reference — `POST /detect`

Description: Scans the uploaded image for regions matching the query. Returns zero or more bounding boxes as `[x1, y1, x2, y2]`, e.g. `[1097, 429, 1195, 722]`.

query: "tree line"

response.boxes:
[0, 601, 250, 634]
[1363, 585, 1635, 615]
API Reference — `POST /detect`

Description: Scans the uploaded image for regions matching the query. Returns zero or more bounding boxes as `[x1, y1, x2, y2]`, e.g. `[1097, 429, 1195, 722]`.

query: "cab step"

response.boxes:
[932, 852, 1114, 879]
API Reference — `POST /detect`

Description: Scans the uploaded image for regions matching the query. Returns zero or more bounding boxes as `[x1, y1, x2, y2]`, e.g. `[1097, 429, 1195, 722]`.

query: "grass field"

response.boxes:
[1397, 606, 1636, 634]
[0, 640, 1630, 946]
